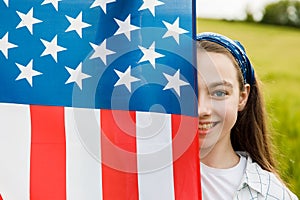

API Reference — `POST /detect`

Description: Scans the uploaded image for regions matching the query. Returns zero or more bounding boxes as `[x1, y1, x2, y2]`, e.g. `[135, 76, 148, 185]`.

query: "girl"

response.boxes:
[196, 32, 298, 200]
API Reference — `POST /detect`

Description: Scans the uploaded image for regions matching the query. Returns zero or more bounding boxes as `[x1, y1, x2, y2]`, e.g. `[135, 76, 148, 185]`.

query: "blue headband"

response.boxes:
[196, 32, 255, 85]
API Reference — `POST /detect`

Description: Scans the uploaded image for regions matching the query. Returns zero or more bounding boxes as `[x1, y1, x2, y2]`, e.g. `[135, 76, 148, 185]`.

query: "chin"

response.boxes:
[199, 146, 214, 159]
[199, 138, 216, 151]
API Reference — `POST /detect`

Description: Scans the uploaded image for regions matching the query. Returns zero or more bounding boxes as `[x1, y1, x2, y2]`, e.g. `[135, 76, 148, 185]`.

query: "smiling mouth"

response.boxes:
[198, 122, 217, 130]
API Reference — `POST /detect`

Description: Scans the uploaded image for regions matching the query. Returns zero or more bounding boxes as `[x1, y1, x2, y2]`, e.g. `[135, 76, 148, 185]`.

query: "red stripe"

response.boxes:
[30, 105, 66, 200]
[101, 109, 139, 200]
[172, 115, 201, 200]
[0, 194, 3, 200]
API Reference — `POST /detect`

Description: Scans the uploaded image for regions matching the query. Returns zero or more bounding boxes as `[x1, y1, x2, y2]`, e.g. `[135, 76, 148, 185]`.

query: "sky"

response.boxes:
[196, 0, 278, 21]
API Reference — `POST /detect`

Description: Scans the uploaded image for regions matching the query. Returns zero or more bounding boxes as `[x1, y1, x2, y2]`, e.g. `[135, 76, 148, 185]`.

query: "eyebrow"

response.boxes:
[208, 80, 233, 89]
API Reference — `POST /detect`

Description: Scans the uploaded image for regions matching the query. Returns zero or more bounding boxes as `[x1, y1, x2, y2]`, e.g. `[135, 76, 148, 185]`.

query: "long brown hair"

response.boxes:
[197, 40, 277, 173]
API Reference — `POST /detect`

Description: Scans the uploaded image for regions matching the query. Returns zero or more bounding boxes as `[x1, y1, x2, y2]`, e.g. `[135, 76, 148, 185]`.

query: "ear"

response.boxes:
[238, 84, 250, 111]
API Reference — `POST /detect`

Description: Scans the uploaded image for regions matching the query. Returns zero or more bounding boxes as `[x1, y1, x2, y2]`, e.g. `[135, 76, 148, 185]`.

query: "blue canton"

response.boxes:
[0, 0, 197, 117]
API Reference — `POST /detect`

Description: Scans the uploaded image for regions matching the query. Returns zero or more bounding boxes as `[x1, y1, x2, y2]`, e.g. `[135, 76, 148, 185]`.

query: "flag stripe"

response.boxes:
[136, 112, 175, 200]
[0, 105, 200, 199]
[29, 105, 66, 200]
[65, 108, 102, 200]
[171, 115, 201, 200]
[0, 103, 31, 200]
[100, 110, 139, 200]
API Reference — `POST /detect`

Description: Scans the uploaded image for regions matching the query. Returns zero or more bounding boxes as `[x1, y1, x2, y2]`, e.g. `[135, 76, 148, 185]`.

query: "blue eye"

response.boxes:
[212, 90, 227, 97]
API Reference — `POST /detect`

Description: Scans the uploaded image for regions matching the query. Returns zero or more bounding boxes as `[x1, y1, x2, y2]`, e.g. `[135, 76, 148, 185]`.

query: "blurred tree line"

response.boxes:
[247, 0, 300, 28]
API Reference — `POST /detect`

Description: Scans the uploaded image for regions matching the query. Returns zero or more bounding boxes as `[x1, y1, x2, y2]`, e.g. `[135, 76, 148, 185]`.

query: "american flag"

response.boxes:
[0, 0, 200, 199]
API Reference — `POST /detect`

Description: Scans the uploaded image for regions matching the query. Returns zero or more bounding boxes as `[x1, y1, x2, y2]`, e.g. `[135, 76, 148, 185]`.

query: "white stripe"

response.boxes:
[0, 103, 31, 200]
[65, 107, 102, 200]
[136, 112, 175, 200]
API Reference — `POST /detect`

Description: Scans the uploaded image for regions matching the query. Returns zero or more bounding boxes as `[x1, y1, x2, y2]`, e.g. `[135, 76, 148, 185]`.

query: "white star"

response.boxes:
[65, 12, 91, 38]
[15, 60, 42, 87]
[3, 0, 8, 7]
[16, 8, 42, 35]
[138, 0, 164, 16]
[162, 17, 188, 44]
[65, 63, 91, 90]
[0, 33, 18, 59]
[163, 70, 189, 96]
[41, 35, 67, 62]
[41, 0, 62, 11]
[138, 42, 164, 68]
[90, 0, 116, 14]
[114, 15, 140, 41]
[89, 40, 115, 65]
[114, 66, 140, 92]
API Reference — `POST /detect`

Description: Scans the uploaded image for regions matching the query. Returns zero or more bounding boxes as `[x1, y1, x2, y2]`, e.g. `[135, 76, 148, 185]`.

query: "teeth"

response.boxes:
[198, 123, 214, 130]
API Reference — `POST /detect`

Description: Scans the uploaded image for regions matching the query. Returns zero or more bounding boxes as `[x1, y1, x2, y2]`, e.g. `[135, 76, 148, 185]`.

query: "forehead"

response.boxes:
[197, 50, 238, 86]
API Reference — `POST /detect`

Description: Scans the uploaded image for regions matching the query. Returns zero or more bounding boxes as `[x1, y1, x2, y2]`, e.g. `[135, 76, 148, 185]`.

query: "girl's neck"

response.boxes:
[200, 140, 240, 169]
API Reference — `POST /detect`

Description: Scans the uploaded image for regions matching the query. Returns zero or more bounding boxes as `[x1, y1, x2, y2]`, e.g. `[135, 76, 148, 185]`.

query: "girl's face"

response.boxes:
[197, 50, 249, 157]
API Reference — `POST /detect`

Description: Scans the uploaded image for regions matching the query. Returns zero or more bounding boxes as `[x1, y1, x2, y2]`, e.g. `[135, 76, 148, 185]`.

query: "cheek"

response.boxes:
[222, 100, 239, 129]
[224, 107, 238, 126]
[213, 99, 239, 128]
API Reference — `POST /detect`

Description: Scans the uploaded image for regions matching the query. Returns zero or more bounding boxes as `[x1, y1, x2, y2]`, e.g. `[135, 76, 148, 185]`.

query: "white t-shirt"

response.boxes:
[201, 155, 247, 200]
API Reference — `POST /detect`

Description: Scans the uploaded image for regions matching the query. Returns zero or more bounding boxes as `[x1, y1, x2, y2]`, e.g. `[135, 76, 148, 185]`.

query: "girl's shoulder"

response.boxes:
[235, 152, 298, 200]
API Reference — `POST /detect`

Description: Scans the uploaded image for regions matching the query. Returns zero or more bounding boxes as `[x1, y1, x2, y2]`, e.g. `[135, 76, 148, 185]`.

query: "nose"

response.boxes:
[198, 94, 212, 118]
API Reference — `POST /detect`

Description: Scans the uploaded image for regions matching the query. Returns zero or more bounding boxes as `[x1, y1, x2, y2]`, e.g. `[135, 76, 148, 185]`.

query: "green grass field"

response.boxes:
[197, 18, 300, 196]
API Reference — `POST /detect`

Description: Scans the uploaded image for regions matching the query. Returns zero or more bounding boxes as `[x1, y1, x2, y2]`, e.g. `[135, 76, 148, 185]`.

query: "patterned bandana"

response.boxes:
[196, 32, 255, 85]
